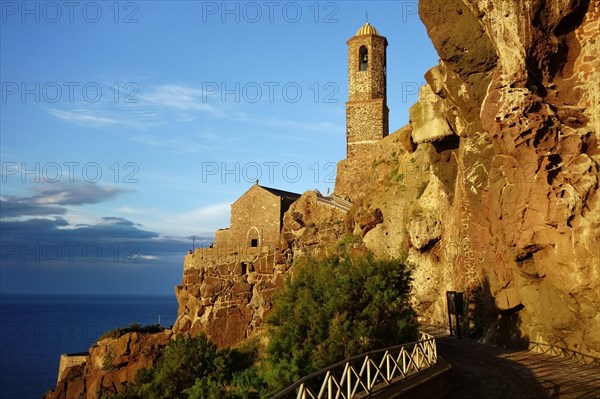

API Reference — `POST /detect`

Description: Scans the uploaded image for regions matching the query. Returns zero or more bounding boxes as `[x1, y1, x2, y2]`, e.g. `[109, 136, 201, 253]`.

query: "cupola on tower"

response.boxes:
[346, 22, 389, 158]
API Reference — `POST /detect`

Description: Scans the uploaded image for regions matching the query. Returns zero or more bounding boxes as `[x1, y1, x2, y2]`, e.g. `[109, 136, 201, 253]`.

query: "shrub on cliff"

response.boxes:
[105, 334, 257, 399]
[261, 253, 418, 392]
[99, 323, 164, 340]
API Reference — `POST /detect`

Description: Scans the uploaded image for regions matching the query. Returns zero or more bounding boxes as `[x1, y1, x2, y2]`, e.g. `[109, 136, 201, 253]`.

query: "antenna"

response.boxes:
[366, 12, 368, 23]
[158, 315, 161, 326]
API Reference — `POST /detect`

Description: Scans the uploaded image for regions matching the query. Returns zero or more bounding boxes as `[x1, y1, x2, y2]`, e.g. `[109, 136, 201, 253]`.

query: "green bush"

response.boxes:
[106, 334, 257, 399]
[262, 254, 418, 392]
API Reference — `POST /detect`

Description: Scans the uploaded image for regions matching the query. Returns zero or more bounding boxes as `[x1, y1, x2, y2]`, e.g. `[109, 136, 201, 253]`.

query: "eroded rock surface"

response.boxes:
[337, 0, 599, 356]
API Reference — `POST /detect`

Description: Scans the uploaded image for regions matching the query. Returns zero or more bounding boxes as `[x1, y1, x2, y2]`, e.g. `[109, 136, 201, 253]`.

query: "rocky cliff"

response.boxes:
[44, 2, 599, 397]
[44, 331, 171, 399]
[337, 0, 599, 356]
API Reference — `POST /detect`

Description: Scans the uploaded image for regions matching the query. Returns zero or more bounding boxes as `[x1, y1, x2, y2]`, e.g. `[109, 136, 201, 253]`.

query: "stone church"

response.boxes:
[197, 21, 389, 253]
[214, 183, 301, 250]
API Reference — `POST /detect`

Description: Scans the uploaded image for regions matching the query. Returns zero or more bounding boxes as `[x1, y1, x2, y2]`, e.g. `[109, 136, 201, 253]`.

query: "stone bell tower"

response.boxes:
[346, 22, 389, 158]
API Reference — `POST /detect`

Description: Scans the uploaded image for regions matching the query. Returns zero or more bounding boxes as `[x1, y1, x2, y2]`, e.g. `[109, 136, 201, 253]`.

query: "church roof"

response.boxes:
[355, 22, 379, 36]
[259, 185, 301, 201]
[231, 183, 301, 207]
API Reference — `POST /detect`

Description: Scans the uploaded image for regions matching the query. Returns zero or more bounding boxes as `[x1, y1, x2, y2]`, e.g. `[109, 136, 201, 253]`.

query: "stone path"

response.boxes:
[435, 334, 600, 398]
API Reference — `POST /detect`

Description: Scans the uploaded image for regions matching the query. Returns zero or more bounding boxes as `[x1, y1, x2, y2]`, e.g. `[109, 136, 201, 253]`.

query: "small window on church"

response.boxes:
[359, 46, 368, 71]
[250, 239, 258, 247]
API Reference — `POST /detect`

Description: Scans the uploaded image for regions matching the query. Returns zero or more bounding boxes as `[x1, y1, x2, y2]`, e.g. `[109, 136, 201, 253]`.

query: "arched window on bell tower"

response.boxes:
[359, 45, 368, 71]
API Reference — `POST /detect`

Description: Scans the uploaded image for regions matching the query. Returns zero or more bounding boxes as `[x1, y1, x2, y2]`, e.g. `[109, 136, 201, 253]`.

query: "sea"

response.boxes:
[0, 294, 178, 399]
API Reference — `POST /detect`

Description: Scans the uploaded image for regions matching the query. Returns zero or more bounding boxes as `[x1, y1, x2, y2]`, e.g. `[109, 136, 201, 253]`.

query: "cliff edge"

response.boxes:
[337, 0, 599, 356]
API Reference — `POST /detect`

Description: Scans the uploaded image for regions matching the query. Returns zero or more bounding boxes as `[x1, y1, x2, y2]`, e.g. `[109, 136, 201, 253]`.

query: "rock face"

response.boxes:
[337, 0, 599, 356]
[409, 85, 457, 144]
[44, 331, 171, 399]
[281, 191, 349, 258]
[172, 190, 348, 348]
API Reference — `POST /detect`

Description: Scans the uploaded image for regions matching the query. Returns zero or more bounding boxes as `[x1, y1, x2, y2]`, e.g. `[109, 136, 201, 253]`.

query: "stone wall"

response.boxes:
[347, 34, 387, 101]
[174, 190, 350, 348]
[173, 248, 289, 347]
[57, 354, 87, 383]
[346, 98, 389, 158]
[215, 228, 230, 247]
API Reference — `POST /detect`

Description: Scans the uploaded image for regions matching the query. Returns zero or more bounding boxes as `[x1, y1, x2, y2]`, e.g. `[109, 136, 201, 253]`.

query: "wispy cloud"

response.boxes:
[47, 109, 126, 127]
[140, 84, 222, 115]
[167, 205, 230, 240]
[176, 203, 230, 224]
[115, 202, 230, 237]
[236, 112, 339, 134]
[46, 82, 340, 136]
[129, 132, 217, 154]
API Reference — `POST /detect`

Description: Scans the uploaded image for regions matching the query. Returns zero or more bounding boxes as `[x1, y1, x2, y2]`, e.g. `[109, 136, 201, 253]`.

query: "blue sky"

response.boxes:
[0, 1, 438, 295]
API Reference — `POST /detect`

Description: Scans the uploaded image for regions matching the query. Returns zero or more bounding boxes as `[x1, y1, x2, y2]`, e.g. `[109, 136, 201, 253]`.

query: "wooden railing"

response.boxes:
[272, 332, 437, 399]
[528, 341, 600, 366]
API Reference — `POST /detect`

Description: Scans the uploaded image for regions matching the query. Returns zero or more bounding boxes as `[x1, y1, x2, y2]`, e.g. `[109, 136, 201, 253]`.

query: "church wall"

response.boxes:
[215, 229, 231, 247]
[230, 186, 281, 249]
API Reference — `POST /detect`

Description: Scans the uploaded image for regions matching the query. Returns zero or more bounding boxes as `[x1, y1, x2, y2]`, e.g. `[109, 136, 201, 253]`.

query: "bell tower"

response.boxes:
[346, 22, 389, 158]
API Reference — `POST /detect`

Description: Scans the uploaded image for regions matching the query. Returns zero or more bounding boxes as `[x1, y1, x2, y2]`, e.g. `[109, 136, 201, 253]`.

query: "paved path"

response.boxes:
[435, 335, 600, 398]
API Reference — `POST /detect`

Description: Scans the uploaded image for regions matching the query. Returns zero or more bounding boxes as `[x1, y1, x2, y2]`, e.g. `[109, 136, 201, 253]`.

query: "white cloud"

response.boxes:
[129, 133, 216, 154]
[131, 254, 159, 261]
[171, 203, 231, 233]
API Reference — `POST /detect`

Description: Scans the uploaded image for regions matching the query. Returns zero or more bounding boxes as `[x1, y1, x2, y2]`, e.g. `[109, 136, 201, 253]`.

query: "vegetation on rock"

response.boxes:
[99, 323, 165, 340]
[105, 253, 417, 398]
[102, 335, 257, 399]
